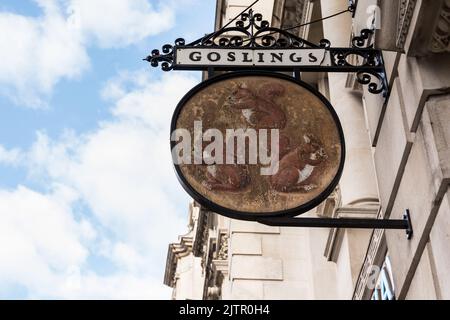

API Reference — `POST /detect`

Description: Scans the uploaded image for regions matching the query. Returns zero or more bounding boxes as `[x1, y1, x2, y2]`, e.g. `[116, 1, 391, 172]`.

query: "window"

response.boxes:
[371, 255, 395, 300]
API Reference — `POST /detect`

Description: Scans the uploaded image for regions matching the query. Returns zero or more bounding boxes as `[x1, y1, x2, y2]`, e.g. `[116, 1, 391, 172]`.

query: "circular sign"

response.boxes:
[171, 71, 345, 220]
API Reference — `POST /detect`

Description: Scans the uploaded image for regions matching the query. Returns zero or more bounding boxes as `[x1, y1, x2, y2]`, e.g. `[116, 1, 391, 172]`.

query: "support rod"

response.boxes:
[257, 217, 407, 229]
[257, 209, 413, 239]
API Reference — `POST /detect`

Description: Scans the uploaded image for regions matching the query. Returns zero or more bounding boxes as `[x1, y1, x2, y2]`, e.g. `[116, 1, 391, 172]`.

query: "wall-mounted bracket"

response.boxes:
[403, 208, 413, 240]
[145, 10, 390, 98]
[256, 209, 413, 240]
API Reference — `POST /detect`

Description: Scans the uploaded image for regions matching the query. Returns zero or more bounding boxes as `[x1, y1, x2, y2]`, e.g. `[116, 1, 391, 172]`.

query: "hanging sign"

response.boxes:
[170, 71, 345, 220]
[146, 9, 411, 234]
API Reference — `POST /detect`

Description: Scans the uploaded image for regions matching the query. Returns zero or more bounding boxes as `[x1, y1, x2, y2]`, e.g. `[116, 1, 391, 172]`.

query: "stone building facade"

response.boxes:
[164, 0, 450, 300]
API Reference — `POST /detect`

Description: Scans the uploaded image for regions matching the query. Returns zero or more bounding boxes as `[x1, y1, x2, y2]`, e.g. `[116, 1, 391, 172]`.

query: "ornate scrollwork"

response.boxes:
[145, 10, 389, 98]
[319, 39, 331, 48]
[144, 38, 186, 71]
[330, 48, 382, 68]
[191, 9, 326, 49]
[352, 29, 374, 48]
[338, 29, 388, 96]
[331, 28, 383, 68]
[356, 71, 386, 95]
[145, 9, 332, 70]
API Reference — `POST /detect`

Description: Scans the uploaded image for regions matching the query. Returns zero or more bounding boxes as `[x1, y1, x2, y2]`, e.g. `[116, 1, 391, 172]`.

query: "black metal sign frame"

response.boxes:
[146, 9, 389, 97]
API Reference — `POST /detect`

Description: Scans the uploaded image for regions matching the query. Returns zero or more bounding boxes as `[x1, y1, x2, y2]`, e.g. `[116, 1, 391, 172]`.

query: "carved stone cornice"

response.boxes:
[397, 0, 450, 55]
[164, 202, 202, 288]
[163, 235, 193, 287]
[216, 232, 229, 261]
[429, 0, 450, 53]
[201, 228, 230, 299]
[281, 0, 309, 37]
[352, 206, 390, 299]
[353, 228, 387, 300]
[396, 0, 417, 49]
[204, 259, 229, 300]
[202, 237, 217, 299]
[212, 259, 229, 275]
[193, 208, 209, 257]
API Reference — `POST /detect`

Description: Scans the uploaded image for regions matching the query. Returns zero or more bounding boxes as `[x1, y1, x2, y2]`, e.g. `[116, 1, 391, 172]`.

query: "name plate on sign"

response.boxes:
[175, 48, 329, 69]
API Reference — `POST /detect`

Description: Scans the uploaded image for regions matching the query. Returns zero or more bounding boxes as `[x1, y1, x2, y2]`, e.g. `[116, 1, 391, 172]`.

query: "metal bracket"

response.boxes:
[257, 209, 413, 240]
[348, 0, 357, 17]
[403, 208, 413, 240]
[145, 10, 389, 97]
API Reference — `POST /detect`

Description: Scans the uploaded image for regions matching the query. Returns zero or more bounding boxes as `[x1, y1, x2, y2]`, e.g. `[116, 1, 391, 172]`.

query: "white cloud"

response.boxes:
[0, 0, 175, 107]
[0, 70, 199, 299]
[0, 185, 91, 297]
[0, 183, 172, 299]
[57, 272, 173, 299]
[68, 0, 174, 48]
[103, 70, 197, 129]
[0, 145, 22, 166]
[28, 71, 198, 251]
[0, 1, 89, 107]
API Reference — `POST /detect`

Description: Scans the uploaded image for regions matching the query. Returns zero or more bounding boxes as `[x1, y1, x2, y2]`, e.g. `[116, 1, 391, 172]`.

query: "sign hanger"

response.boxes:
[145, 3, 412, 239]
[146, 7, 389, 97]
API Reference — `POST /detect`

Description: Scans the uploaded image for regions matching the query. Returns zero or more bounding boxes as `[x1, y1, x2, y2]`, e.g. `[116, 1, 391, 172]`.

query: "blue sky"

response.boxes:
[0, 0, 215, 299]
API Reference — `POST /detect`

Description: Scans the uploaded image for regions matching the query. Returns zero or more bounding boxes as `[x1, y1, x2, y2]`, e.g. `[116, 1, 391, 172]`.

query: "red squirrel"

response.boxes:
[270, 134, 328, 192]
[202, 142, 250, 192]
[226, 82, 286, 129]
